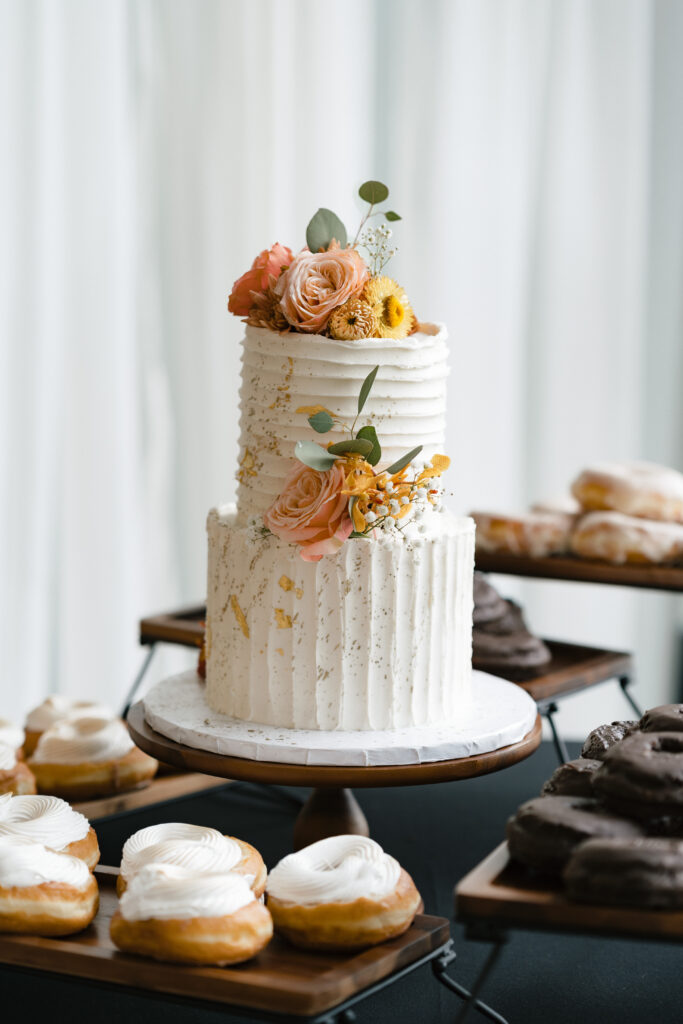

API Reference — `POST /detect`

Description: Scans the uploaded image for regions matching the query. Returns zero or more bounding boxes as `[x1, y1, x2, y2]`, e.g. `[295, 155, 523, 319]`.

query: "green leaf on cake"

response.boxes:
[294, 440, 338, 471]
[356, 425, 381, 466]
[359, 180, 389, 205]
[385, 445, 423, 475]
[327, 438, 374, 457]
[308, 410, 334, 433]
[306, 208, 348, 253]
[357, 365, 379, 414]
[385, 211, 401, 221]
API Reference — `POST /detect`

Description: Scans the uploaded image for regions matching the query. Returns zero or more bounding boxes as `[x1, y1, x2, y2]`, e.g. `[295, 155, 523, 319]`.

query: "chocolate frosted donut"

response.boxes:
[506, 796, 643, 873]
[541, 758, 601, 798]
[581, 720, 639, 761]
[475, 599, 527, 636]
[593, 731, 683, 819]
[473, 574, 509, 625]
[473, 628, 551, 680]
[640, 704, 683, 734]
[564, 837, 683, 908]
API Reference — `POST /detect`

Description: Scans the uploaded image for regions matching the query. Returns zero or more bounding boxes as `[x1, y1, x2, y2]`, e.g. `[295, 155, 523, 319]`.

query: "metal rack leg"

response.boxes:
[432, 941, 509, 1024]
[540, 702, 569, 765]
[619, 674, 642, 717]
[121, 644, 157, 718]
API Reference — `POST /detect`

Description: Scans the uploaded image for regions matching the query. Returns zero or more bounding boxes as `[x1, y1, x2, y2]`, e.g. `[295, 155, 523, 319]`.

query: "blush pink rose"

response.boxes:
[275, 245, 369, 333]
[228, 242, 293, 316]
[264, 461, 353, 562]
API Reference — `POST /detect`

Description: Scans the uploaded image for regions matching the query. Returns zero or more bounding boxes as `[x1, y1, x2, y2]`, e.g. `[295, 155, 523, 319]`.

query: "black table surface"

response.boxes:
[2, 740, 680, 1023]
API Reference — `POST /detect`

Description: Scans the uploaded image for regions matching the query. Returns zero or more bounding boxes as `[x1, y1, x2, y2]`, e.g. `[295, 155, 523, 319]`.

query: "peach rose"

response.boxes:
[276, 245, 369, 333]
[264, 461, 353, 562]
[228, 242, 293, 316]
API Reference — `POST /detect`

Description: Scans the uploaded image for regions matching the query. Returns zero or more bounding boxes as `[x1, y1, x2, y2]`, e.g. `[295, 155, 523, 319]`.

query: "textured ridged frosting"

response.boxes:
[0, 836, 91, 889]
[0, 794, 90, 847]
[206, 505, 474, 730]
[0, 719, 24, 751]
[267, 836, 400, 904]
[0, 744, 17, 771]
[25, 697, 116, 732]
[236, 323, 449, 516]
[119, 863, 255, 921]
[120, 823, 243, 882]
[32, 716, 133, 765]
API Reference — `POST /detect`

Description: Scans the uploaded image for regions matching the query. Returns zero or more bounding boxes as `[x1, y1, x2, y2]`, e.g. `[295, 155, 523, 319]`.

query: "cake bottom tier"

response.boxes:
[205, 506, 474, 731]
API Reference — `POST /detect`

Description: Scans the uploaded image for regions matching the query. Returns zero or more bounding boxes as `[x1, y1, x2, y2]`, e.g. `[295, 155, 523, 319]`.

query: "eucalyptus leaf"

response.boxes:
[294, 440, 338, 471]
[385, 211, 401, 222]
[327, 438, 374, 457]
[357, 365, 379, 414]
[359, 180, 389, 205]
[350, 531, 371, 539]
[306, 208, 348, 253]
[308, 410, 334, 433]
[356, 424, 381, 466]
[385, 445, 423, 476]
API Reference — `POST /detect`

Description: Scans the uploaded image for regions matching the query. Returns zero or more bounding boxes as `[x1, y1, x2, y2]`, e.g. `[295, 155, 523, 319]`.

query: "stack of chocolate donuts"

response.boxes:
[471, 460, 683, 565]
[473, 574, 551, 680]
[506, 703, 683, 908]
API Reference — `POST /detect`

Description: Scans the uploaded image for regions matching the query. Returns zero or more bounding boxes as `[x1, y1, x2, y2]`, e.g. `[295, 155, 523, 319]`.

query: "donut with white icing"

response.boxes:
[0, 743, 36, 796]
[571, 511, 683, 565]
[571, 462, 683, 523]
[0, 719, 25, 759]
[471, 510, 574, 558]
[23, 697, 117, 756]
[266, 835, 421, 950]
[110, 863, 272, 965]
[0, 793, 99, 869]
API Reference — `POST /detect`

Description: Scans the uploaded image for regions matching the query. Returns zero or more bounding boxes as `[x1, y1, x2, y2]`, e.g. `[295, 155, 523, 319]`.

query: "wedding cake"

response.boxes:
[206, 183, 474, 732]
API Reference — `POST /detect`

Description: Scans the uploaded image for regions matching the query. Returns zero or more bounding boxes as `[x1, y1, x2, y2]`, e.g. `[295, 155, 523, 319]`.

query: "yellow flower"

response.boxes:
[328, 298, 378, 341]
[361, 276, 414, 340]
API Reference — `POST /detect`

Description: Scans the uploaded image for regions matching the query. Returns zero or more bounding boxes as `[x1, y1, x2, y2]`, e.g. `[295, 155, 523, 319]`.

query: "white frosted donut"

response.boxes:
[0, 744, 36, 796]
[571, 511, 683, 565]
[0, 720, 25, 755]
[571, 462, 683, 523]
[0, 794, 99, 869]
[471, 510, 574, 558]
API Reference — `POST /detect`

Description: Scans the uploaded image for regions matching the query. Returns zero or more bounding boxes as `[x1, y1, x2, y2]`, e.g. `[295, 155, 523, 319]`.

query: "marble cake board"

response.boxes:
[142, 670, 537, 769]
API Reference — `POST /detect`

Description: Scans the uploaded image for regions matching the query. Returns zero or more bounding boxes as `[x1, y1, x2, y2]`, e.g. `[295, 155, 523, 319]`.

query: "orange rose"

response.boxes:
[228, 242, 293, 316]
[264, 462, 353, 562]
[276, 245, 369, 334]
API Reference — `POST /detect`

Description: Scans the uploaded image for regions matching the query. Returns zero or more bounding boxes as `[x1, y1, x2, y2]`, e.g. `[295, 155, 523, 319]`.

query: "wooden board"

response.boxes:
[475, 551, 683, 592]
[456, 842, 683, 942]
[127, 703, 543, 789]
[0, 867, 450, 1017]
[140, 605, 205, 647]
[72, 772, 229, 821]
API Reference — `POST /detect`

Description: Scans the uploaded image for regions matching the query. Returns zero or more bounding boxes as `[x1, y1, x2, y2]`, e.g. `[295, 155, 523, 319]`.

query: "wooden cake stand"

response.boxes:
[127, 702, 541, 849]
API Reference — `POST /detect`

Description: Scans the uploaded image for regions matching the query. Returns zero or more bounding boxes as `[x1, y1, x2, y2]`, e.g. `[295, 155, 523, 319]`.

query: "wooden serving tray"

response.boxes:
[456, 842, 683, 942]
[475, 551, 683, 593]
[72, 771, 229, 821]
[0, 867, 450, 1017]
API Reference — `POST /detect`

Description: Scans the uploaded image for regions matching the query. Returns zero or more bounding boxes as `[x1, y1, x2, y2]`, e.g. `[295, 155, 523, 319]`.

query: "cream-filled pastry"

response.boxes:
[0, 743, 36, 796]
[0, 719, 25, 758]
[110, 863, 272, 965]
[0, 836, 98, 935]
[28, 715, 158, 800]
[23, 697, 117, 756]
[0, 793, 99, 869]
[266, 835, 421, 950]
[118, 822, 266, 897]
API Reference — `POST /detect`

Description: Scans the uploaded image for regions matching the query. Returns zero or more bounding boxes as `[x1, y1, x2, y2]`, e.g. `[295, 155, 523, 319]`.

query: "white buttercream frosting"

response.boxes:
[267, 836, 401, 905]
[120, 823, 243, 882]
[0, 743, 17, 772]
[0, 719, 25, 751]
[25, 697, 116, 732]
[0, 836, 91, 889]
[118, 863, 255, 921]
[236, 323, 449, 517]
[0, 794, 90, 848]
[31, 715, 134, 764]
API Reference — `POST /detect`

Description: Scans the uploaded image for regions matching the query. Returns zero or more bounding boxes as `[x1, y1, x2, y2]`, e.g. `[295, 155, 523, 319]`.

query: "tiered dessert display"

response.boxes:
[130, 182, 540, 844]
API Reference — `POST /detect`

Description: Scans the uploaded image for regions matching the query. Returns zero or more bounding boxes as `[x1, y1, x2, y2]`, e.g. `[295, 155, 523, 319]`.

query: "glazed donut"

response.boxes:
[581, 720, 640, 761]
[0, 719, 25, 759]
[110, 863, 272, 965]
[28, 715, 157, 800]
[0, 744, 36, 796]
[266, 836, 421, 951]
[593, 732, 683, 820]
[470, 511, 574, 558]
[118, 822, 266, 897]
[571, 462, 683, 523]
[640, 704, 683, 734]
[506, 796, 644, 874]
[0, 836, 98, 935]
[541, 758, 601, 798]
[23, 697, 117, 757]
[564, 837, 683, 908]
[530, 497, 581, 516]
[0, 794, 100, 869]
[571, 511, 683, 565]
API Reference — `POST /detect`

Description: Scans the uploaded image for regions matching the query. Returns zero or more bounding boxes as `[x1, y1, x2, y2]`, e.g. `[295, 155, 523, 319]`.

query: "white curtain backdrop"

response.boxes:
[1, 0, 682, 735]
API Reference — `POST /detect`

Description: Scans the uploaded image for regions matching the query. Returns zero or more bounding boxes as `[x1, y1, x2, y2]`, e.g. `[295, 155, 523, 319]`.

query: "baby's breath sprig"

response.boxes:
[358, 224, 398, 277]
[351, 180, 401, 250]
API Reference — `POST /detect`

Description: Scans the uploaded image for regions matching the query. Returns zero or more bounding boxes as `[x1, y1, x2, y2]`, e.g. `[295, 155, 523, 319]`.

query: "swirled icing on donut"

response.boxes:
[0, 743, 17, 772]
[119, 863, 255, 921]
[0, 794, 90, 847]
[120, 823, 243, 882]
[266, 836, 401, 905]
[25, 697, 116, 732]
[0, 719, 24, 751]
[31, 716, 133, 765]
[0, 836, 91, 889]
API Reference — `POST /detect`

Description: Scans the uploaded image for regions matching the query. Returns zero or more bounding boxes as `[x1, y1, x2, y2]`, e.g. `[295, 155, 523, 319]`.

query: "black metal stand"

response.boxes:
[121, 643, 157, 718]
[432, 939, 509, 1024]
[619, 673, 643, 717]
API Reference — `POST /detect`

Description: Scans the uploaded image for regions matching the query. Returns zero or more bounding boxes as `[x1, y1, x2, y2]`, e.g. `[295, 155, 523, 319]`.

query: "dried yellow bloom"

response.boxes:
[328, 297, 378, 341]
[362, 276, 414, 340]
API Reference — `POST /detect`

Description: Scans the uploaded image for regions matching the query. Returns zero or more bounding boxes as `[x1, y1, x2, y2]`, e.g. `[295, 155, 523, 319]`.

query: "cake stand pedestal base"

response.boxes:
[293, 787, 369, 850]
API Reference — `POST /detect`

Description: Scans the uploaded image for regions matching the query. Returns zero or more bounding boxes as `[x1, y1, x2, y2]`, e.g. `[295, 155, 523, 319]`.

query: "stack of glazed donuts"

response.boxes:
[471, 460, 683, 565]
[506, 703, 683, 908]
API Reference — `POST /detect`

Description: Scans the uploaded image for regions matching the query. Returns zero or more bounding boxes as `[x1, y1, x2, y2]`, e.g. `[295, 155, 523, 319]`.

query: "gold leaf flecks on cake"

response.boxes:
[295, 404, 331, 416]
[275, 647, 284, 656]
[278, 575, 303, 599]
[230, 595, 250, 638]
[237, 447, 259, 484]
[274, 608, 292, 629]
[268, 357, 294, 410]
